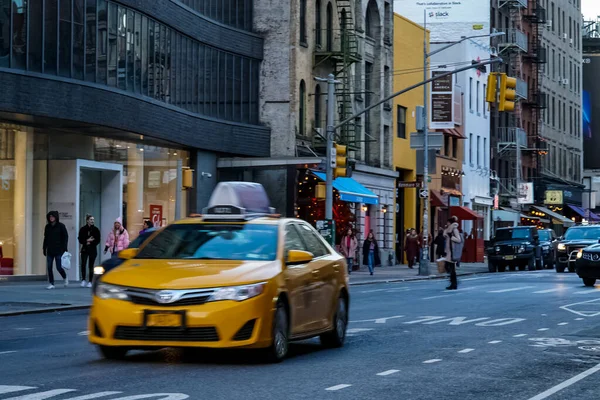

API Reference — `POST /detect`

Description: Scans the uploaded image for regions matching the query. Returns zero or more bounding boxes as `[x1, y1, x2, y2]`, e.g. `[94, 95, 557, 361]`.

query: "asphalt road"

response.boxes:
[1, 271, 600, 400]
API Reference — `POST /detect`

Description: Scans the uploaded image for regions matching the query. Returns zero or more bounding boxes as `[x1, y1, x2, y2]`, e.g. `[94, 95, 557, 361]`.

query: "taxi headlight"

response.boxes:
[94, 266, 105, 275]
[208, 282, 266, 302]
[558, 243, 566, 251]
[95, 283, 129, 300]
[577, 249, 583, 259]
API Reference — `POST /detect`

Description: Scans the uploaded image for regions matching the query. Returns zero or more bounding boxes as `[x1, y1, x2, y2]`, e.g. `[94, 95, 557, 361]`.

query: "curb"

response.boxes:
[348, 271, 489, 286]
[0, 304, 91, 317]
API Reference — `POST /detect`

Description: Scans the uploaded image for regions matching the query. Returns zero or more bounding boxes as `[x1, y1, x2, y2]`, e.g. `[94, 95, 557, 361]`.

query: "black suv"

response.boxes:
[556, 225, 600, 273]
[575, 243, 600, 287]
[537, 228, 559, 269]
[487, 226, 542, 272]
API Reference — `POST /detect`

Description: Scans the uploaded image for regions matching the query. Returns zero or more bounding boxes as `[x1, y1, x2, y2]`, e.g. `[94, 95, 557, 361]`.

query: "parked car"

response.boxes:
[556, 225, 600, 273]
[574, 243, 600, 287]
[537, 228, 559, 269]
[487, 226, 542, 272]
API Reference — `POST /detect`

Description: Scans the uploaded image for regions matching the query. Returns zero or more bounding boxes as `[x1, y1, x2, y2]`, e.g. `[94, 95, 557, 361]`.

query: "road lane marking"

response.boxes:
[422, 294, 457, 300]
[423, 317, 491, 326]
[347, 328, 374, 333]
[526, 362, 600, 400]
[360, 288, 390, 294]
[423, 359, 442, 364]
[375, 316, 405, 324]
[13, 328, 33, 331]
[4, 389, 76, 399]
[0, 351, 17, 355]
[103, 395, 188, 400]
[325, 385, 352, 391]
[534, 289, 562, 294]
[488, 341, 502, 344]
[61, 392, 122, 400]
[0, 387, 35, 395]
[561, 298, 600, 317]
[376, 370, 400, 376]
[461, 277, 491, 281]
[488, 286, 535, 293]
[538, 328, 549, 331]
[350, 315, 404, 324]
[78, 331, 89, 336]
[576, 318, 585, 320]
[573, 290, 600, 295]
[558, 323, 569, 326]
[458, 349, 475, 353]
[514, 334, 528, 337]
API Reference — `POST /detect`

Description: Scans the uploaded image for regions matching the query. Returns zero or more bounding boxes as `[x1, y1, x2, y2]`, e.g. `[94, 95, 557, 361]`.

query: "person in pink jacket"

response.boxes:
[340, 227, 358, 274]
[104, 217, 130, 257]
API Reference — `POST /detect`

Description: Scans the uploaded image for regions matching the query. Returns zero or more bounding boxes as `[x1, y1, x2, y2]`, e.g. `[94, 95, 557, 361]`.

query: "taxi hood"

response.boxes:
[101, 259, 282, 290]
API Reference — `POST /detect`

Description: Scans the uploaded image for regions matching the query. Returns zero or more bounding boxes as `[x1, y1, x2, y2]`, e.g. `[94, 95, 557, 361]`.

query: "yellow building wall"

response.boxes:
[392, 14, 428, 260]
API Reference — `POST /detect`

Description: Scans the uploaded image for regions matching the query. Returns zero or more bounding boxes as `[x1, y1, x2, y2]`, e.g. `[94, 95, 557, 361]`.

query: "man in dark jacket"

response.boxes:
[78, 214, 101, 288]
[43, 211, 69, 289]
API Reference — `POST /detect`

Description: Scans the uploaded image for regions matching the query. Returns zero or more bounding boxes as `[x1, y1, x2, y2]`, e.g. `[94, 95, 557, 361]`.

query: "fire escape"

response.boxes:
[496, 0, 529, 201]
[313, 0, 362, 151]
[523, 0, 548, 185]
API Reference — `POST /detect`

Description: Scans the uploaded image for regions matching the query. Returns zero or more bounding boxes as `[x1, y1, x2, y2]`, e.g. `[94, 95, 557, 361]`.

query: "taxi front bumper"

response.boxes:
[88, 293, 275, 350]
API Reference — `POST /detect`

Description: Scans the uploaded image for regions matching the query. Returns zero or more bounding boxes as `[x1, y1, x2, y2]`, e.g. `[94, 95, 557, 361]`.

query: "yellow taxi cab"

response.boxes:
[89, 182, 350, 362]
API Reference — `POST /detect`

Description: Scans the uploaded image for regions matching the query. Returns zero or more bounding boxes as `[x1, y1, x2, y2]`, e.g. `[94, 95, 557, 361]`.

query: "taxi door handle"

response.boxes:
[333, 264, 340, 272]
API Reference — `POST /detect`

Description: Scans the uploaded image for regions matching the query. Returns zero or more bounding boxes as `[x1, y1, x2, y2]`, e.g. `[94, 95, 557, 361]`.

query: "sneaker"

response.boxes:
[81, 280, 87, 288]
[64, 278, 69, 287]
[46, 285, 55, 290]
[86, 282, 92, 288]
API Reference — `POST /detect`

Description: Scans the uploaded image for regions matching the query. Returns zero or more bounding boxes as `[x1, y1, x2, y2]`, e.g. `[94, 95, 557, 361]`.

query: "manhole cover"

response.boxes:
[579, 346, 600, 352]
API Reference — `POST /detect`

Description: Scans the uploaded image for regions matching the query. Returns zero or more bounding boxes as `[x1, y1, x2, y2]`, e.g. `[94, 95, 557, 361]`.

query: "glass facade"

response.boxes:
[0, 0, 260, 124]
[178, 0, 253, 31]
[0, 122, 190, 277]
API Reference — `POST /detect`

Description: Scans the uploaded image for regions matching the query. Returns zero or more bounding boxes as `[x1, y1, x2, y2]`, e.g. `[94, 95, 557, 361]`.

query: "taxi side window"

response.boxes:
[285, 224, 307, 256]
[298, 224, 329, 258]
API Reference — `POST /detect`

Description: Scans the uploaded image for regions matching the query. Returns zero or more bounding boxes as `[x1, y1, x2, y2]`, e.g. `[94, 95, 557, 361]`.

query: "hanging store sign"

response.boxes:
[430, 70, 454, 129]
[544, 190, 564, 205]
[517, 182, 534, 205]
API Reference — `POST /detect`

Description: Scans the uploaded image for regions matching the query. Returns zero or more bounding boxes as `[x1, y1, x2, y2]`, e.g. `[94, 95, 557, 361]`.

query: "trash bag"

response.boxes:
[61, 252, 72, 270]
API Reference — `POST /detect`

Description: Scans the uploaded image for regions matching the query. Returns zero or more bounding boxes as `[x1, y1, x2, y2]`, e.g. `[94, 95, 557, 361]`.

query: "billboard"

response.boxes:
[394, 0, 490, 42]
[583, 55, 600, 169]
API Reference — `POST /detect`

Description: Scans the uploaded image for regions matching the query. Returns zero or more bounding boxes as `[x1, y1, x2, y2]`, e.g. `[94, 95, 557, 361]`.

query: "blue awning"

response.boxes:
[567, 204, 600, 221]
[312, 171, 379, 205]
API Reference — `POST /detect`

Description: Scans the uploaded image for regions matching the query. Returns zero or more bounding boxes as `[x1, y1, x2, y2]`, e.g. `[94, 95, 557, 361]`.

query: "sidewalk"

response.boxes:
[0, 263, 489, 316]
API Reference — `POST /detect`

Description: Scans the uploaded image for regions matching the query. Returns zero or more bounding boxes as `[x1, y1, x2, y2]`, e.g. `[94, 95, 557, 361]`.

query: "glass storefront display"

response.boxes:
[0, 122, 190, 277]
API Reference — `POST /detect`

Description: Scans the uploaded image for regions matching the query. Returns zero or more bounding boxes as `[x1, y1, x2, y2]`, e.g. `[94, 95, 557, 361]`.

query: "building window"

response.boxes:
[469, 78, 473, 111]
[314, 85, 322, 129]
[326, 2, 333, 51]
[484, 137, 488, 168]
[452, 137, 458, 159]
[444, 135, 450, 157]
[177, 0, 253, 31]
[365, 0, 380, 39]
[483, 84, 487, 117]
[396, 106, 406, 138]
[476, 135, 481, 166]
[316, 0, 322, 47]
[476, 80, 480, 114]
[300, 0, 307, 44]
[469, 133, 473, 165]
[299, 80, 306, 136]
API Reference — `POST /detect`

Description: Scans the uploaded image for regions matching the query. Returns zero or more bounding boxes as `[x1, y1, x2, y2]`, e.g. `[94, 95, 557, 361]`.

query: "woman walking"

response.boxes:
[104, 217, 130, 258]
[78, 214, 101, 288]
[405, 229, 420, 269]
[443, 216, 462, 290]
[434, 227, 446, 260]
[362, 230, 381, 275]
[139, 220, 153, 235]
[340, 227, 358, 275]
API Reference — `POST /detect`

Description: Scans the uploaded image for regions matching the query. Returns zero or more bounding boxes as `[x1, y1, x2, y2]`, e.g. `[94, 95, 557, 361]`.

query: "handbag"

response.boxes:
[450, 231, 464, 263]
[436, 258, 446, 274]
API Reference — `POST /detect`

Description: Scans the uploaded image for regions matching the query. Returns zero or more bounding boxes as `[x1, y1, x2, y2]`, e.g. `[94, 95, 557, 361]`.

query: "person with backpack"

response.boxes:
[443, 216, 463, 290]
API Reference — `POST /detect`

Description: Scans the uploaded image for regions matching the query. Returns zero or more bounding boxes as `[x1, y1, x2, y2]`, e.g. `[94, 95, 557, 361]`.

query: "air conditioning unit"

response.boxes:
[562, 78, 569, 85]
[546, 20, 552, 28]
[570, 38, 574, 44]
[563, 33, 568, 40]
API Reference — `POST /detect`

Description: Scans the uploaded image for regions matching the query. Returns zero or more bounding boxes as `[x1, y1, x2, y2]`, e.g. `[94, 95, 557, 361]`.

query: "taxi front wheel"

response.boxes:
[263, 301, 289, 363]
[98, 345, 129, 360]
[320, 296, 348, 348]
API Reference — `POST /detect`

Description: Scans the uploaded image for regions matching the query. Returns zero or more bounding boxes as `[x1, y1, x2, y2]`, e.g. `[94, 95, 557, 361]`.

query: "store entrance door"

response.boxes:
[79, 169, 102, 271]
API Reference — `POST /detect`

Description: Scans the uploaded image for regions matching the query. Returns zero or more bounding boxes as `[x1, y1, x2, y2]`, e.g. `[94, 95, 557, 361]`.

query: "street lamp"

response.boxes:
[418, 15, 504, 277]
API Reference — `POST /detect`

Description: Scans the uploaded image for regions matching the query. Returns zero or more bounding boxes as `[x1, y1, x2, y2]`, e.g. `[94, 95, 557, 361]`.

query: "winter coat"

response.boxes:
[78, 224, 101, 255]
[340, 235, 358, 259]
[362, 238, 381, 266]
[43, 211, 68, 257]
[443, 222, 462, 263]
[434, 233, 446, 258]
[405, 234, 421, 262]
[105, 228, 130, 254]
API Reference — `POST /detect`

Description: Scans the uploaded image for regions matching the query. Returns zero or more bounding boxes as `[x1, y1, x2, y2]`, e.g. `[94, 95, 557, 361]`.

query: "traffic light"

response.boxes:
[498, 73, 517, 112]
[333, 143, 347, 179]
[486, 72, 498, 104]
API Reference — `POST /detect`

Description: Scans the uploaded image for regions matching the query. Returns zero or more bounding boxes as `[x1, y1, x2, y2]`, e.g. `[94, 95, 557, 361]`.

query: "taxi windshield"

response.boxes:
[136, 224, 278, 261]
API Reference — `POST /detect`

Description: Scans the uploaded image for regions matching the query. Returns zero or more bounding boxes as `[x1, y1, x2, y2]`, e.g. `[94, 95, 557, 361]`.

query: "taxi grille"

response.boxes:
[113, 326, 219, 342]
[233, 319, 256, 341]
[129, 295, 210, 307]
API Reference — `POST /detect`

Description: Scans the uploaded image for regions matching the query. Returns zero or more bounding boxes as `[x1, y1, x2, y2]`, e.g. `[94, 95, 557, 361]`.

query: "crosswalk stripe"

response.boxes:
[533, 288, 562, 294]
[4, 389, 76, 400]
[0, 387, 35, 396]
[488, 286, 535, 293]
[62, 392, 122, 400]
[573, 290, 600, 295]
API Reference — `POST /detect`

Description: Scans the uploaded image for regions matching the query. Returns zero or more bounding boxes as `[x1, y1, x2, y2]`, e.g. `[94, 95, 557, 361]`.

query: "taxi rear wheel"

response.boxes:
[320, 296, 348, 348]
[98, 345, 128, 360]
[264, 302, 289, 363]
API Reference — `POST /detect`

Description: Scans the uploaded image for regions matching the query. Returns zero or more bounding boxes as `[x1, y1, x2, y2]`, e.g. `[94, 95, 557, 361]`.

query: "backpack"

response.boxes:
[450, 230, 464, 263]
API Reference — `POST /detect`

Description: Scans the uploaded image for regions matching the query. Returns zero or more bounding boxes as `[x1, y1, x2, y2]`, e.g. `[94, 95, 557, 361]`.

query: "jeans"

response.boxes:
[80, 251, 97, 282]
[346, 258, 354, 274]
[446, 261, 458, 288]
[368, 251, 375, 274]
[46, 254, 66, 285]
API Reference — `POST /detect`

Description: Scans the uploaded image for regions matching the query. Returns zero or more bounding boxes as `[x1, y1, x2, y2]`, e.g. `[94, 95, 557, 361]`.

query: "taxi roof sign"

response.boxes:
[202, 182, 275, 220]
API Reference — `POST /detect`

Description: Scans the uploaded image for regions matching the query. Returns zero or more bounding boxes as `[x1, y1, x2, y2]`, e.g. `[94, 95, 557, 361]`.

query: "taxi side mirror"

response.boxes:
[118, 248, 138, 260]
[286, 250, 314, 266]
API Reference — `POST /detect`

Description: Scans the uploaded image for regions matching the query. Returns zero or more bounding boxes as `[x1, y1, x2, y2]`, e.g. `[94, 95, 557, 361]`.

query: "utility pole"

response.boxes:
[420, 10, 430, 276]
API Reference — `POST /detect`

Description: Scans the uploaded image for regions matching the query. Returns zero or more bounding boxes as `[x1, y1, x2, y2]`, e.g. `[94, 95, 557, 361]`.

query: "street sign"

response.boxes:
[329, 147, 337, 168]
[410, 132, 444, 150]
[316, 219, 335, 245]
[419, 189, 429, 198]
[398, 181, 423, 188]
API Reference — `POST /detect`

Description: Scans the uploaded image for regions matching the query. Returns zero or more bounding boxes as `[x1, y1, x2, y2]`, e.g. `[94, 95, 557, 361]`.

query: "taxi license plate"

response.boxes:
[504, 255, 515, 260]
[146, 313, 182, 327]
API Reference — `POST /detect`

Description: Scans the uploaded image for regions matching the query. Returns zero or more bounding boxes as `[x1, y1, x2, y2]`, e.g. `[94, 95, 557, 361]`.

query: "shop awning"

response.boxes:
[531, 205, 575, 226]
[430, 190, 446, 207]
[450, 206, 483, 221]
[312, 172, 379, 205]
[440, 128, 466, 139]
[567, 204, 600, 221]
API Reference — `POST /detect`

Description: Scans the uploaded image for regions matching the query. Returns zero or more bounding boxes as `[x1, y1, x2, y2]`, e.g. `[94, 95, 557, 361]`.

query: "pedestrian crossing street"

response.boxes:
[0, 386, 189, 400]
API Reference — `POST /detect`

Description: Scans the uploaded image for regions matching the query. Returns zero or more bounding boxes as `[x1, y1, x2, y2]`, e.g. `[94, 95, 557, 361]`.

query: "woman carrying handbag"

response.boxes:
[443, 216, 463, 290]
